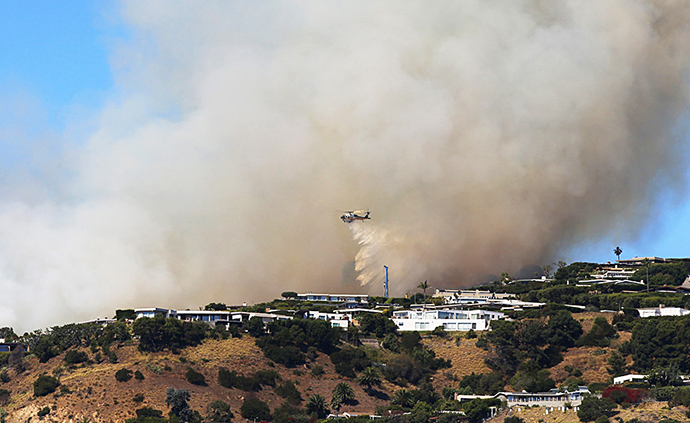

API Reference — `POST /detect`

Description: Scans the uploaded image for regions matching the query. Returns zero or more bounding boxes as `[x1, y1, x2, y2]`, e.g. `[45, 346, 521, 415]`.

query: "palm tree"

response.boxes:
[614, 246, 622, 261]
[391, 389, 415, 409]
[306, 394, 329, 419]
[331, 382, 355, 416]
[357, 366, 382, 394]
[418, 280, 429, 306]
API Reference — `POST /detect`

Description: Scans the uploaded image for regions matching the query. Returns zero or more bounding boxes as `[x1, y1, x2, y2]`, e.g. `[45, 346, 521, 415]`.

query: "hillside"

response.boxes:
[2, 310, 690, 422]
[1, 336, 399, 422]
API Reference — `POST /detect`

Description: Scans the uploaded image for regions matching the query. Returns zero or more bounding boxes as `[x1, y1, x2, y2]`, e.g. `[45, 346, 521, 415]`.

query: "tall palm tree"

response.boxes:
[331, 382, 355, 416]
[614, 246, 622, 261]
[357, 366, 382, 394]
[306, 394, 329, 419]
[418, 280, 429, 305]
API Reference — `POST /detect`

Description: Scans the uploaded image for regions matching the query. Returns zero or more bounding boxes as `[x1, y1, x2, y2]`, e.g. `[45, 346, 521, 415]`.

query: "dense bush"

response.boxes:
[37, 406, 50, 417]
[0, 389, 9, 407]
[330, 346, 371, 378]
[255, 369, 281, 387]
[577, 395, 616, 422]
[623, 315, 690, 373]
[132, 316, 208, 353]
[458, 372, 505, 395]
[274, 380, 302, 404]
[240, 397, 271, 421]
[134, 370, 145, 381]
[254, 318, 341, 367]
[33, 374, 59, 397]
[185, 368, 207, 386]
[577, 317, 616, 348]
[125, 407, 166, 423]
[357, 313, 398, 338]
[218, 368, 261, 391]
[115, 368, 133, 382]
[133, 393, 145, 403]
[64, 350, 88, 365]
[206, 400, 234, 422]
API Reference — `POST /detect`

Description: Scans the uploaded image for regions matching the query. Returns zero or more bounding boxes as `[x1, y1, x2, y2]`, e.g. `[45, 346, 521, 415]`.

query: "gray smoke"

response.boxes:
[1, 0, 690, 332]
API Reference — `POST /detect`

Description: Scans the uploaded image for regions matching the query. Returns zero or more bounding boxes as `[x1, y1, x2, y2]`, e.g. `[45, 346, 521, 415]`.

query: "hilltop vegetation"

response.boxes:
[2, 260, 690, 422]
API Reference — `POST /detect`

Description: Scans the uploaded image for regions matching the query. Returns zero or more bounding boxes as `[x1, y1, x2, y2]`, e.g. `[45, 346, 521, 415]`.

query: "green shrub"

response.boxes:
[218, 368, 261, 391]
[64, 350, 88, 365]
[134, 370, 145, 381]
[0, 389, 9, 406]
[115, 368, 133, 382]
[275, 380, 302, 404]
[185, 368, 206, 386]
[240, 397, 271, 421]
[33, 374, 60, 397]
[125, 407, 166, 423]
[206, 400, 234, 422]
[37, 406, 50, 417]
[311, 365, 324, 377]
[255, 369, 280, 387]
[0, 353, 9, 367]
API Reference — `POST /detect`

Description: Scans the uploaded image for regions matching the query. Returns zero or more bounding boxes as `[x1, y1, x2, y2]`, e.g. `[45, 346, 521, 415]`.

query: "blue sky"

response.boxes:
[1, 1, 690, 267]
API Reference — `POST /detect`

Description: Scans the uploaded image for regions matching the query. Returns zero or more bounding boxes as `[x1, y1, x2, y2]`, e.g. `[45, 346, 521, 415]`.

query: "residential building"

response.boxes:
[391, 309, 506, 332]
[433, 289, 515, 305]
[636, 305, 690, 318]
[307, 311, 350, 329]
[294, 293, 369, 304]
[456, 387, 590, 408]
[134, 308, 177, 319]
[613, 374, 647, 385]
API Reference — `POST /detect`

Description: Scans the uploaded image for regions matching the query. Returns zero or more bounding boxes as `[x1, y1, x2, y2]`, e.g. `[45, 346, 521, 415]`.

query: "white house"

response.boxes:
[613, 374, 647, 384]
[637, 305, 690, 318]
[176, 310, 232, 324]
[134, 307, 177, 319]
[456, 387, 590, 408]
[294, 293, 369, 304]
[391, 309, 506, 332]
[307, 311, 350, 329]
[433, 289, 515, 305]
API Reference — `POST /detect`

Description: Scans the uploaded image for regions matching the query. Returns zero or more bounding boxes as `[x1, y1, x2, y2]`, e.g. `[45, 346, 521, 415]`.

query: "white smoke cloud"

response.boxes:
[1, 0, 690, 332]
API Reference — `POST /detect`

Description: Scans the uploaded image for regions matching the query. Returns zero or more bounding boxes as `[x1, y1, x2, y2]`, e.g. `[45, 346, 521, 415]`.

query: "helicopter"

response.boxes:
[340, 209, 371, 223]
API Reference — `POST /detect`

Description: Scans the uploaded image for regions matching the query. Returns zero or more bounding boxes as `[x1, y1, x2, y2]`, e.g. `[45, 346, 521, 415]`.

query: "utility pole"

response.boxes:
[383, 265, 389, 299]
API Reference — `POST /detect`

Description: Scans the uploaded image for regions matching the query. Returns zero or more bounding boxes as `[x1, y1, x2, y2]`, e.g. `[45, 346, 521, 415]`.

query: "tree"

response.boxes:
[115, 309, 137, 321]
[204, 303, 227, 311]
[542, 264, 554, 278]
[165, 388, 195, 423]
[205, 400, 234, 422]
[391, 388, 415, 408]
[546, 310, 583, 350]
[281, 291, 298, 299]
[606, 351, 626, 377]
[33, 374, 59, 397]
[577, 395, 616, 422]
[305, 394, 329, 419]
[331, 382, 355, 414]
[418, 280, 429, 305]
[357, 366, 382, 394]
[614, 247, 622, 261]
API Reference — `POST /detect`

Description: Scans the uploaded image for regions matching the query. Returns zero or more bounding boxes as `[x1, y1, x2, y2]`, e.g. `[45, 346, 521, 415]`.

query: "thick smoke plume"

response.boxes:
[1, 0, 690, 332]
